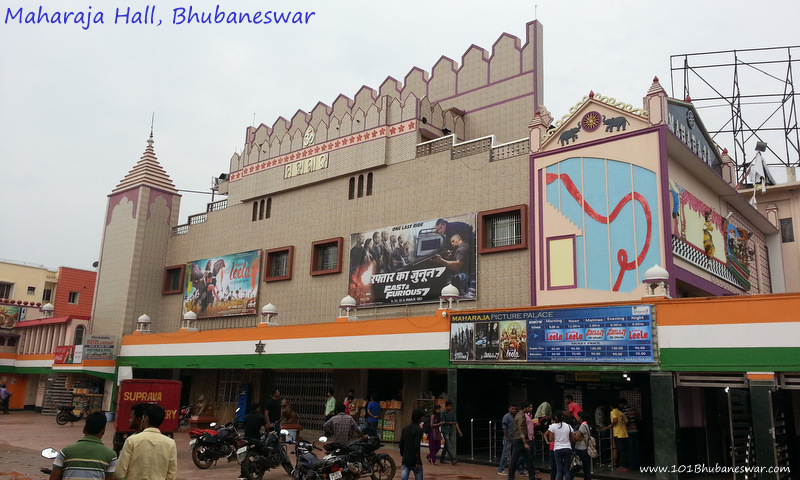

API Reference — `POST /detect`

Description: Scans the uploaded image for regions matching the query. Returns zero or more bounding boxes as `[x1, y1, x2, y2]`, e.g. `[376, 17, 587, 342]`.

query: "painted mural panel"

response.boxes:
[543, 158, 660, 293]
[0, 305, 24, 328]
[348, 214, 476, 306]
[184, 249, 261, 318]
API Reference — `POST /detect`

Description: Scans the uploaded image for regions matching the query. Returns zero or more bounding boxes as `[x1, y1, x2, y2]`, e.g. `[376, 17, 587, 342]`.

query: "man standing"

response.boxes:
[497, 404, 518, 475]
[242, 403, 267, 440]
[324, 388, 336, 422]
[115, 404, 178, 480]
[507, 403, 535, 480]
[50, 412, 117, 480]
[622, 398, 640, 470]
[399, 408, 426, 480]
[0, 383, 10, 414]
[439, 400, 463, 465]
[564, 394, 583, 421]
[266, 387, 282, 430]
[594, 400, 611, 466]
[610, 398, 629, 472]
[365, 393, 381, 436]
[324, 403, 364, 444]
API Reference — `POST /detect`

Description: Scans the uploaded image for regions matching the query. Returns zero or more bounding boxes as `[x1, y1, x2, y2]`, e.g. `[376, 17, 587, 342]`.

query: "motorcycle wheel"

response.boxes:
[191, 444, 214, 469]
[240, 452, 265, 480]
[282, 460, 293, 476]
[56, 412, 69, 426]
[370, 456, 396, 480]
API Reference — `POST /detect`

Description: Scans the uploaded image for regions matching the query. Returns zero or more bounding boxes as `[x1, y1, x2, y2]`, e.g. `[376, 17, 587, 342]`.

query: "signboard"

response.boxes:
[83, 335, 115, 360]
[348, 214, 476, 306]
[184, 249, 261, 319]
[450, 305, 654, 364]
[0, 305, 24, 329]
[54, 345, 75, 364]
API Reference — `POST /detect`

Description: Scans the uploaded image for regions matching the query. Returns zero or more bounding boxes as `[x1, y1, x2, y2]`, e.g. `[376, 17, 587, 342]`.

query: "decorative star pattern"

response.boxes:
[255, 340, 265, 355]
[229, 120, 418, 181]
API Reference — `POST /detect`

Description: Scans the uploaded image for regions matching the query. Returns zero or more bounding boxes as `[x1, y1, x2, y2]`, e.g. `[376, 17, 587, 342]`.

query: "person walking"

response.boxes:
[426, 403, 443, 465]
[439, 400, 463, 465]
[266, 387, 282, 430]
[115, 404, 178, 480]
[544, 411, 574, 480]
[507, 403, 536, 480]
[498, 404, 526, 475]
[399, 408, 426, 480]
[570, 411, 593, 480]
[49, 411, 117, 480]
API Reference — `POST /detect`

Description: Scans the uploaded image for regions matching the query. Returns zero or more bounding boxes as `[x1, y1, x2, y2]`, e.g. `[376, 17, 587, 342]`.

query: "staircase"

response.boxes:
[42, 373, 75, 415]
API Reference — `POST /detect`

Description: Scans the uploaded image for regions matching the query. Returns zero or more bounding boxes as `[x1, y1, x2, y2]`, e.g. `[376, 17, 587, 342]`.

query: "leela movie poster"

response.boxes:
[184, 249, 262, 319]
[348, 214, 477, 306]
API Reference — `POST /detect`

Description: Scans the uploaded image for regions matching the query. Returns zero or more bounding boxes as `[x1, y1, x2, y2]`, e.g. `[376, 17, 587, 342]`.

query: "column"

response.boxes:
[749, 377, 779, 479]
[651, 372, 679, 480]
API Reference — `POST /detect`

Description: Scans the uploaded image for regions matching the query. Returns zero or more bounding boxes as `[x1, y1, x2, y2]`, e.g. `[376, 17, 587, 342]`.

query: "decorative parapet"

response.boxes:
[416, 135, 528, 162]
[491, 139, 530, 162]
[540, 94, 649, 144]
[171, 200, 228, 235]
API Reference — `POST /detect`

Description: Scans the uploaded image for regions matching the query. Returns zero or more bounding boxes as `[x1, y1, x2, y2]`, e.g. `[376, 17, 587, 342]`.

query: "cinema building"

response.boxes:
[43, 19, 800, 478]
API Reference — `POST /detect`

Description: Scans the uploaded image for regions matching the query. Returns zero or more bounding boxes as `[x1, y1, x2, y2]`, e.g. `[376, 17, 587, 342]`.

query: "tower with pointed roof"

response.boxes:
[90, 134, 181, 341]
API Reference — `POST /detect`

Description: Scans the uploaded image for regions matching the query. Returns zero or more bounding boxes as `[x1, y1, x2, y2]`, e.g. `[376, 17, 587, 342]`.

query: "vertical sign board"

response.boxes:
[450, 305, 654, 364]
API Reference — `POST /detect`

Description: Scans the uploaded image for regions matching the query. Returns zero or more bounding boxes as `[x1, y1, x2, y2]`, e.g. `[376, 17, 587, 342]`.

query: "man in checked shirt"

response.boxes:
[323, 403, 366, 443]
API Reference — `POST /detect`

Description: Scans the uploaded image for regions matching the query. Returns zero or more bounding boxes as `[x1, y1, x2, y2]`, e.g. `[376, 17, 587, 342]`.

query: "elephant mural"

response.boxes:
[559, 124, 581, 146]
[603, 115, 629, 132]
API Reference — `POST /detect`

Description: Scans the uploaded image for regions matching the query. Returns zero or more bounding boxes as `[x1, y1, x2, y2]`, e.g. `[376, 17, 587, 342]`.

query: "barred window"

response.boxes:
[478, 205, 529, 254]
[311, 238, 343, 276]
[217, 369, 239, 403]
[265, 247, 294, 282]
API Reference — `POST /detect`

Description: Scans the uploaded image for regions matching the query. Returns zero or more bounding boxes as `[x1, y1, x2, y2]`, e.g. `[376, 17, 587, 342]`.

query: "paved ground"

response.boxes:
[0, 411, 491, 480]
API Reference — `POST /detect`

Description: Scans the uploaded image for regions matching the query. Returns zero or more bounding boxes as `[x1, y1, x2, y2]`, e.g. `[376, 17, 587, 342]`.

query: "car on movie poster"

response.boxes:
[184, 249, 262, 319]
[347, 214, 476, 306]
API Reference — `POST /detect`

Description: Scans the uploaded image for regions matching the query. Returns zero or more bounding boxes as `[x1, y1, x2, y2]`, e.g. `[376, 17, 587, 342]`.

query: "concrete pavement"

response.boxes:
[1, 411, 489, 480]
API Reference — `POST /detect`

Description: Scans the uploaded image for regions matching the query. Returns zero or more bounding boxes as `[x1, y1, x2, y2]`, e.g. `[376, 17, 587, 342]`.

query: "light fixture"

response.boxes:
[136, 314, 152, 333]
[182, 310, 198, 331]
[339, 295, 357, 321]
[438, 284, 460, 310]
[755, 141, 768, 152]
[260, 303, 279, 326]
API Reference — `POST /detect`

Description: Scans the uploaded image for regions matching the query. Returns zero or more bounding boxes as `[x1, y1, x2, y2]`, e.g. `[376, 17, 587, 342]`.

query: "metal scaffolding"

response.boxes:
[670, 46, 800, 184]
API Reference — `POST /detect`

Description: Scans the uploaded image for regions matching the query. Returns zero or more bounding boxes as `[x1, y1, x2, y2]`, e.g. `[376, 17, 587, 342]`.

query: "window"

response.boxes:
[216, 369, 240, 403]
[163, 265, 186, 294]
[264, 246, 294, 282]
[6, 337, 15, 347]
[74, 325, 85, 345]
[27, 286, 36, 295]
[780, 218, 795, 243]
[348, 173, 374, 199]
[42, 289, 52, 302]
[68, 291, 80, 304]
[0, 283, 12, 299]
[478, 205, 528, 253]
[251, 197, 272, 221]
[311, 237, 343, 276]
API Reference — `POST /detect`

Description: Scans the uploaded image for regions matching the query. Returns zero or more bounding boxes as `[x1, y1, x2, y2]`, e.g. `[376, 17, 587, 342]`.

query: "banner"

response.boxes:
[0, 305, 24, 329]
[184, 249, 262, 318]
[83, 335, 115, 360]
[54, 345, 75, 364]
[348, 214, 476, 306]
[450, 305, 654, 364]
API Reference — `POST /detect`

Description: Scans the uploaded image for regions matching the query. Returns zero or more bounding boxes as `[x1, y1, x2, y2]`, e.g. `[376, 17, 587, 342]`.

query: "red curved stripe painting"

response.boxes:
[546, 173, 652, 291]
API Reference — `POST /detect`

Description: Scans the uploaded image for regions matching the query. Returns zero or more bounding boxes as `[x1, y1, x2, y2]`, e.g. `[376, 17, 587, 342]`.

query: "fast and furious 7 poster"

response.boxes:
[348, 214, 476, 306]
[184, 249, 261, 319]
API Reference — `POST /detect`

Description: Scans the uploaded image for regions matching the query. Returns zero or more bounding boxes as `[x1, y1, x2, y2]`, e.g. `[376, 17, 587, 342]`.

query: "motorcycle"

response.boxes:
[292, 435, 350, 480]
[55, 402, 90, 425]
[323, 430, 396, 480]
[238, 425, 293, 480]
[178, 402, 196, 427]
[188, 409, 245, 469]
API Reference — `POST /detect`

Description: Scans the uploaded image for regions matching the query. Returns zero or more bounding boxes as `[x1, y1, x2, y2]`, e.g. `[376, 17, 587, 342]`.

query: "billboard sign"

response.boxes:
[83, 335, 115, 360]
[450, 305, 654, 364]
[184, 249, 262, 318]
[0, 305, 24, 329]
[348, 214, 476, 306]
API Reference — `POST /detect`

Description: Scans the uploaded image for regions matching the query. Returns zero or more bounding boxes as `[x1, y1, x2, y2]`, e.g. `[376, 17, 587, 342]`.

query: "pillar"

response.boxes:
[749, 378, 779, 479]
[651, 372, 679, 480]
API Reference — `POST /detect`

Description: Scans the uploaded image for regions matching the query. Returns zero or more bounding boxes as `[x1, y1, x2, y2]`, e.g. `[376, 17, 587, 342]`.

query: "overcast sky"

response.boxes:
[2, 0, 798, 271]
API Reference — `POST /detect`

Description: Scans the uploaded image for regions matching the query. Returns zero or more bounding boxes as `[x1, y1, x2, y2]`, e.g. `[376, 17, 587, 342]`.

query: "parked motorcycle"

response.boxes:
[55, 402, 90, 425]
[238, 425, 293, 480]
[292, 435, 350, 480]
[188, 409, 245, 469]
[323, 430, 396, 480]
[178, 402, 196, 427]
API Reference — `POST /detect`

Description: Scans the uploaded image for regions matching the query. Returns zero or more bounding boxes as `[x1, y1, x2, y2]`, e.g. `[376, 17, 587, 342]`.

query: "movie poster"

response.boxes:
[348, 214, 476, 306]
[184, 249, 262, 319]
